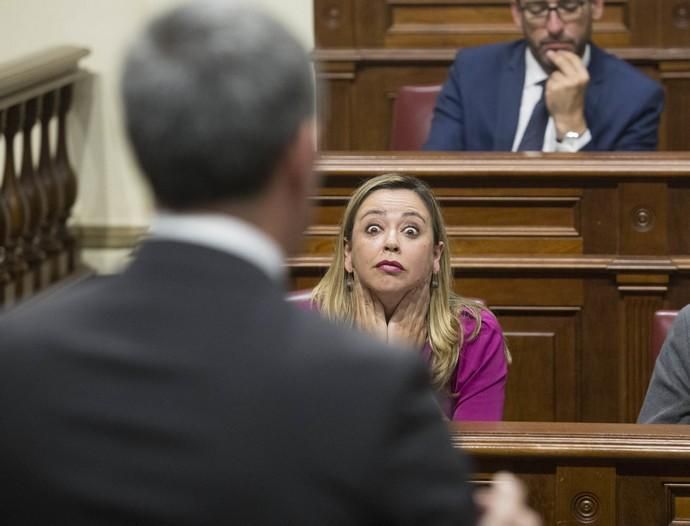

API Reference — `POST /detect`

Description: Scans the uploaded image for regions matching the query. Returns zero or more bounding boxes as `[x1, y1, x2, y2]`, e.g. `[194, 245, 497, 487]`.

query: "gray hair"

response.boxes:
[122, 1, 315, 209]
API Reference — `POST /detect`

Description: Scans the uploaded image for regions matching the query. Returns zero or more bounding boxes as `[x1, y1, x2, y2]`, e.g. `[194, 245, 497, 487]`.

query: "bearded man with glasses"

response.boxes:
[425, 0, 664, 152]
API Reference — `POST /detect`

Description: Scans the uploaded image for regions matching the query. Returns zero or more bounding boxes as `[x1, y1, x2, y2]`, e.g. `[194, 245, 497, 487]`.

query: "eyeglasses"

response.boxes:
[519, 0, 587, 23]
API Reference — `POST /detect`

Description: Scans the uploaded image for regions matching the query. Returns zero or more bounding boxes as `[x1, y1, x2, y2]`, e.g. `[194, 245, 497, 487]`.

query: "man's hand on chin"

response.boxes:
[545, 50, 589, 140]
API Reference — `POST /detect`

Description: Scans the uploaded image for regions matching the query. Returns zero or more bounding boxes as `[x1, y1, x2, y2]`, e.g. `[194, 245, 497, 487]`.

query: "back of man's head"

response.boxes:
[122, 1, 314, 210]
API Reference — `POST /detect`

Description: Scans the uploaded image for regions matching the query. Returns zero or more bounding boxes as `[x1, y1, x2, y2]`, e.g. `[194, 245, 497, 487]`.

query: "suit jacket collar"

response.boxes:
[126, 239, 286, 294]
[494, 40, 527, 150]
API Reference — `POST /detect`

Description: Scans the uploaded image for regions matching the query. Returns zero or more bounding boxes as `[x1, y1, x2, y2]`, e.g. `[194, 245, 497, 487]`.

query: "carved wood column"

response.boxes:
[55, 85, 78, 271]
[316, 61, 356, 150]
[19, 97, 50, 291]
[0, 110, 16, 305]
[1, 104, 32, 298]
[38, 91, 64, 282]
[617, 273, 669, 422]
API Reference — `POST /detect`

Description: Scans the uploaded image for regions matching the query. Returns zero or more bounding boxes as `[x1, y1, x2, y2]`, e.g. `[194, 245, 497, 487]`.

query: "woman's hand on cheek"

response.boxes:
[352, 273, 388, 343]
[387, 278, 430, 350]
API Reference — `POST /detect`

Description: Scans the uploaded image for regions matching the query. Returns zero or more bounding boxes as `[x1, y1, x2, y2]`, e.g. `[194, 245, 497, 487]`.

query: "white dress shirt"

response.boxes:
[149, 212, 285, 282]
[511, 45, 592, 152]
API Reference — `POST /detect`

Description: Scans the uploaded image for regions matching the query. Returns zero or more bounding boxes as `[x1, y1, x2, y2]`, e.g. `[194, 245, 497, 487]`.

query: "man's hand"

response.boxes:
[475, 472, 542, 526]
[352, 274, 388, 342]
[387, 279, 430, 349]
[545, 50, 589, 140]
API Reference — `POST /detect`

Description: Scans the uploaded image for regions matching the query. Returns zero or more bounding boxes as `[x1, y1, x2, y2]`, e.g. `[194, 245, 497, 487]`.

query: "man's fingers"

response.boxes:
[547, 50, 589, 82]
[477, 472, 542, 526]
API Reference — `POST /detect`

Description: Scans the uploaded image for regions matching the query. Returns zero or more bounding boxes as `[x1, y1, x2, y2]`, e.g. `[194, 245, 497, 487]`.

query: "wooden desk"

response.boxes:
[290, 152, 690, 423]
[454, 422, 690, 526]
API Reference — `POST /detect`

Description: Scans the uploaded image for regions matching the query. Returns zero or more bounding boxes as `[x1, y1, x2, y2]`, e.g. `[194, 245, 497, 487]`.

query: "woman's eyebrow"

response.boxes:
[359, 209, 427, 223]
[402, 211, 427, 223]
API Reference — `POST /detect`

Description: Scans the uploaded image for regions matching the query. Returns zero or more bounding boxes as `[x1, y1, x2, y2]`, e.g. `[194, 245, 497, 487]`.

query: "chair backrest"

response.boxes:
[389, 84, 442, 150]
[650, 310, 679, 365]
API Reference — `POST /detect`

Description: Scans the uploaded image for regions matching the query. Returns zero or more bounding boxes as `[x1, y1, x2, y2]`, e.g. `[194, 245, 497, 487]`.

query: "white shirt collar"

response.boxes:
[149, 211, 285, 282]
[525, 44, 591, 87]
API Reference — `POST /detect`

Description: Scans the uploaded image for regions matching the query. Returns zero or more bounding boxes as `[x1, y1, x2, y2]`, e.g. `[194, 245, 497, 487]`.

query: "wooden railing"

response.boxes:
[454, 421, 690, 525]
[0, 46, 90, 307]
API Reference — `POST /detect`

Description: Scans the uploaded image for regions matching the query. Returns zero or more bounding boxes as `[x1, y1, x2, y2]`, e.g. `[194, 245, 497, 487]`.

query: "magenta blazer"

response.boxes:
[423, 309, 507, 421]
[290, 297, 507, 421]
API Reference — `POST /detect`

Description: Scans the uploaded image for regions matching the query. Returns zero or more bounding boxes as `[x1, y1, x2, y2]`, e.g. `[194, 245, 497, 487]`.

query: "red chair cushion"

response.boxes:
[651, 310, 679, 365]
[389, 85, 442, 150]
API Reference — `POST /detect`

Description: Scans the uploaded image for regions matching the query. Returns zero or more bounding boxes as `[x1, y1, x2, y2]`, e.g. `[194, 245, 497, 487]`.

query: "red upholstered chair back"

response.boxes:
[389, 84, 442, 150]
[650, 310, 679, 365]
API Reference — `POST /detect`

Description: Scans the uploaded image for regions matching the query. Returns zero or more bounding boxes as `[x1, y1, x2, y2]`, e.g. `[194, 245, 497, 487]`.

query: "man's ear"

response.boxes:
[510, 1, 525, 32]
[591, 0, 604, 20]
[432, 241, 444, 274]
[344, 239, 353, 273]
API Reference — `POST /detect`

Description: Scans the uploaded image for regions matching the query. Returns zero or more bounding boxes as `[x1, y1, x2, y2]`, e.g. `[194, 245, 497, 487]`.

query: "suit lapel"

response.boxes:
[584, 43, 605, 139]
[494, 42, 527, 150]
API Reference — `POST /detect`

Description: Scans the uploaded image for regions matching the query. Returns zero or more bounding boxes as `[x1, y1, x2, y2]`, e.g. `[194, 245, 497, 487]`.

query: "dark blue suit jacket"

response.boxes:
[424, 40, 664, 151]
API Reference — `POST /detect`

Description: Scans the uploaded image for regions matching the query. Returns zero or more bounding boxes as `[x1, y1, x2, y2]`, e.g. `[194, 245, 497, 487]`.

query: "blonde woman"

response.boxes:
[311, 174, 508, 420]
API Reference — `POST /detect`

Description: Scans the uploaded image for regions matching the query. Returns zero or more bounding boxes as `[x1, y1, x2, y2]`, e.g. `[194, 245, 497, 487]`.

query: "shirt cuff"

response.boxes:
[555, 129, 592, 152]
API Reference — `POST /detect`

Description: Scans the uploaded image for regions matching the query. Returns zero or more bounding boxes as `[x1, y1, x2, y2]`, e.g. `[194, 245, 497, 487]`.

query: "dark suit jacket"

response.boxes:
[0, 240, 475, 525]
[424, 40, 664, 151]
[638, 304, 690, 424]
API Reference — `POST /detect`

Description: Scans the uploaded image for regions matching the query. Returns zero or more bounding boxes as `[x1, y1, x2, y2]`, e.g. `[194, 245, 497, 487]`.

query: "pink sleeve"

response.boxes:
[449, 309, 508, 421]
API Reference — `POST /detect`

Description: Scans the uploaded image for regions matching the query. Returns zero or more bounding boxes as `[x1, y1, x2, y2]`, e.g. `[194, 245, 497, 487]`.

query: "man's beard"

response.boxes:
[528, 36, 587, 73]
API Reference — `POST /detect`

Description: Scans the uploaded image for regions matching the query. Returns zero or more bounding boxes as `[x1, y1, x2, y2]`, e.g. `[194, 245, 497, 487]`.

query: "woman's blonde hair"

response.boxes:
[312, 173, 486, 392]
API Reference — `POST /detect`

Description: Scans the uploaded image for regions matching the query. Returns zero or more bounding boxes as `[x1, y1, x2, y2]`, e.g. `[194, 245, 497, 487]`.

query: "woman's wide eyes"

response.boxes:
[364, 224, 419, 236]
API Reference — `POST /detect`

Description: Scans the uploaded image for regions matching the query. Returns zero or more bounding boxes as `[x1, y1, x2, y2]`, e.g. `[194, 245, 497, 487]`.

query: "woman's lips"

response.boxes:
[378, 265, 403, 274]
[376, 261, 404, 274]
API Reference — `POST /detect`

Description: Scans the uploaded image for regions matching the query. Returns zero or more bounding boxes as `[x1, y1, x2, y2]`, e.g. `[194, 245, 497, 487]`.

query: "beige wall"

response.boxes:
[0, 0, 313, 270]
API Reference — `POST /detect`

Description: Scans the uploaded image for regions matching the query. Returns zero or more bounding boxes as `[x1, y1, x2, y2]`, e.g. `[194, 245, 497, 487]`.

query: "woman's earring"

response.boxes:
[346, 272, 354, 291]
[431, 273, 439, 289]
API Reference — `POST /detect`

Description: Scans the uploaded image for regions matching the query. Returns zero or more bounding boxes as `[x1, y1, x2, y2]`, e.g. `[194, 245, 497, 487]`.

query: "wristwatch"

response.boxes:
[558, 130, 582, 142]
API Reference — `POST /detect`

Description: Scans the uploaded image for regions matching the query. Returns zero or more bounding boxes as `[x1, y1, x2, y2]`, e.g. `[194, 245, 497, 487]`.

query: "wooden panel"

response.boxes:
[314, 0, 356, 48]
[312, 0, 676, 46]
[581, 278, 620, 423]
[661, 0, 690, 47]
[667, 484, 690, 525]
[618, 182, 668, 255]
[618, 290, 666, 422]
[629, 0, 661, 46]
[496, 310, 578, 422]
[670, 183, 690, 254]
[661, 74, 690, 151]
[555, 466, 616, 525]
[453, 422, 690, 526]
[316, 0, 635, 48]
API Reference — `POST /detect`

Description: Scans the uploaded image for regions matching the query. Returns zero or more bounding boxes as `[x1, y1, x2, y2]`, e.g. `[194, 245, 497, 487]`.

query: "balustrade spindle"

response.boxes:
[0, 45, 90, 308]
[20, 97, 50, 290]
[38, 91, 64, 282]
[0, 110, 15, 304]
[55, 85, 77, 272]
[1, 104, 32, 298]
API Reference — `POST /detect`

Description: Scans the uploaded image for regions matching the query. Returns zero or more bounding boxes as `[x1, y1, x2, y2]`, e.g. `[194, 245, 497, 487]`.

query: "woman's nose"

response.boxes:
[384, 232, 400, 252]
